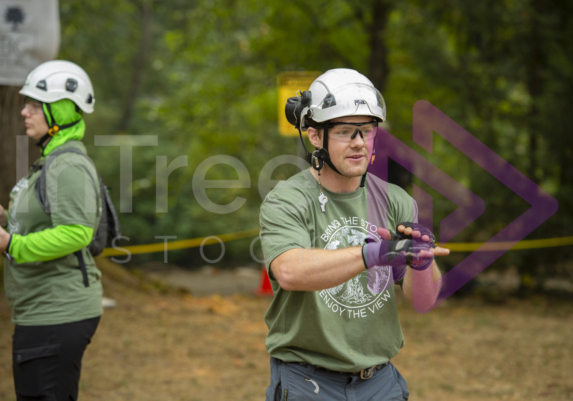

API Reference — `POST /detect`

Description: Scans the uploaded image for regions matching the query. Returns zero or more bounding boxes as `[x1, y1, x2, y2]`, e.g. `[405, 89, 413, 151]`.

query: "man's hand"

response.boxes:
[0, 226, 11, 254]
[386, 223, 449, 310]
[369, 223, 449, 270]
[394, 223, 450, 258]
[363, 223, 435, 270]
[0, 204, 7, 228]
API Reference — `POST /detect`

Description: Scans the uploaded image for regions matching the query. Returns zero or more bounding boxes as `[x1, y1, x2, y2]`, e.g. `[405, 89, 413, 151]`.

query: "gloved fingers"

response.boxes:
[405, 250, 433, 261]
[388, 249, 432, 267]
[397, 224, 417, 237]
[407, 227, 419, 238]
[386, 252, 408, 267]
[376, 227, 393, 241]
[396, 222, 436, 244]
[396, 223, 418, 239]
[364, 238, 435, 269]
[406, 251, 434, 271]
[365, 242, 410, 268]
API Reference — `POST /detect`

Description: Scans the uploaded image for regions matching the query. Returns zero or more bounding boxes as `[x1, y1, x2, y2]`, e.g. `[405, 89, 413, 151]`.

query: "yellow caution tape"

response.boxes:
[438, 235, 573, 252]
[100, 227, 261, 257]
[100, 228, 573, 257]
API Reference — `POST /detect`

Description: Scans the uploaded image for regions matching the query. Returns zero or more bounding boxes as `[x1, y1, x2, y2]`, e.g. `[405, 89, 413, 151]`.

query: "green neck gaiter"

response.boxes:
[41, 98, 85, 157]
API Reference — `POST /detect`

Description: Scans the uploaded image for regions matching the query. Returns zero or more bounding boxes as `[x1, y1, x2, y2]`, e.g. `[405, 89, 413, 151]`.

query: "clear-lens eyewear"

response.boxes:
[23, 102, 43, 115]
[327, 121, 378, 143]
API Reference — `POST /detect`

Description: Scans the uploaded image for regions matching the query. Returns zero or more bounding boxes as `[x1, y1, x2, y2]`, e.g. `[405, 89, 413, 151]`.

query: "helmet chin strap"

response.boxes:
[297, 123, 368, 188]
[321, 124, 342, 175]
[319, 123, 368, 188]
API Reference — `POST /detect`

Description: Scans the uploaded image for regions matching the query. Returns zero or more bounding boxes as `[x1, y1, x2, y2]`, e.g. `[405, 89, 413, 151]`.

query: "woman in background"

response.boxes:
[0, 60, 102, 401]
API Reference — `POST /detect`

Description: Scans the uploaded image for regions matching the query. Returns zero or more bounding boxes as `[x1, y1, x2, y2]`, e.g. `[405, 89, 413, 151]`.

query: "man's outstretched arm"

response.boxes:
[401, 261, 442, 308]
[390, 224, 447, 310]
[271, 246, 365, 292]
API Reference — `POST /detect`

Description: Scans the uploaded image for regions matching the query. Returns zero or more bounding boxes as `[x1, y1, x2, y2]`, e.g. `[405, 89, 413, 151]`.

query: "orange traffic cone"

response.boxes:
[255, 266, 274, 296]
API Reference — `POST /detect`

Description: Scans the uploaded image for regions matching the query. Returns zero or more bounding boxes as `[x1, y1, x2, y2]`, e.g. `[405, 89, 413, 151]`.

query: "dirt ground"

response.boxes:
[1, 259, 572, 401]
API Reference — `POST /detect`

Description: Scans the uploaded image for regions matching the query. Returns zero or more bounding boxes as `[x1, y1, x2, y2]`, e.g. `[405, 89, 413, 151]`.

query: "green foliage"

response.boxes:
[411, 0, 573, 280]
[56, 0, 572, 280]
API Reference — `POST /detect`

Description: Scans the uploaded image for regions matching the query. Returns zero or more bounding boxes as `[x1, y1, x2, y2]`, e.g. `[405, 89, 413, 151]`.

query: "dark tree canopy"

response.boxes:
[0, 0, 570, 290]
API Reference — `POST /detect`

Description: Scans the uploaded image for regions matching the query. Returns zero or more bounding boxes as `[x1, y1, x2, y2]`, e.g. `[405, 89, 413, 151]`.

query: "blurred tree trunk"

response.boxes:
[367, 0, 393, 93]
[118, 1, 153, 132]
[524, 0, 545, 186]
[348, 0, 393, 92]
[0, 86, 39, 207]
[364, 1, 411, 189]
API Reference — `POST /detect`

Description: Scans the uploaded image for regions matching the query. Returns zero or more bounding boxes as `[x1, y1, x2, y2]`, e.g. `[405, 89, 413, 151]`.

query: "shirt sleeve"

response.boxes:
[259, 193, 312, 280]
[391, 186, 419, 227]
[8, 225, 94, 264]
[45, 153, 99, 228]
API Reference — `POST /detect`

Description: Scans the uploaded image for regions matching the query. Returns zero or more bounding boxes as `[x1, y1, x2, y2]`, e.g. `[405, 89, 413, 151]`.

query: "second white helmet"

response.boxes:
[300, 68, 386, 131]
[19, 60, 95, 113]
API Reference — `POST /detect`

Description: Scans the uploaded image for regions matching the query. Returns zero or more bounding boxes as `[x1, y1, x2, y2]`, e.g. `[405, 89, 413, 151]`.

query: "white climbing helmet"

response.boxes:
[19, 60, 95, 113]
[300, 68, 386, 131]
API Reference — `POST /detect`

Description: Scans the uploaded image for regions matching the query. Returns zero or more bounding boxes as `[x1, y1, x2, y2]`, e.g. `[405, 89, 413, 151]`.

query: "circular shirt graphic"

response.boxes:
[324, 225, 392, 309]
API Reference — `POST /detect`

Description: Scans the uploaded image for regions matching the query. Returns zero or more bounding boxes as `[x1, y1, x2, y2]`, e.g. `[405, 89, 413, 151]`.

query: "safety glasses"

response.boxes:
[23, 101, 44, 115]
[325, 121, 378, 143]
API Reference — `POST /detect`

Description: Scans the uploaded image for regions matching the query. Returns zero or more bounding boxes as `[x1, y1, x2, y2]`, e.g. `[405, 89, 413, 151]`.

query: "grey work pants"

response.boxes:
[265, 357, 409, 401]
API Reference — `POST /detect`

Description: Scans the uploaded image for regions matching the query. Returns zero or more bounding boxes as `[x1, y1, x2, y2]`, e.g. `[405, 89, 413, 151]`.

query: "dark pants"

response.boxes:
[266, 357, 409, 401]
[12, 316, 100, 401]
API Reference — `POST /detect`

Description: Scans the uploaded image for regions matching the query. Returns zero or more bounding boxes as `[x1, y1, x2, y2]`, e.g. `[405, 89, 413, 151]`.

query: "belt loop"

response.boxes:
[306, 363, 315, 376]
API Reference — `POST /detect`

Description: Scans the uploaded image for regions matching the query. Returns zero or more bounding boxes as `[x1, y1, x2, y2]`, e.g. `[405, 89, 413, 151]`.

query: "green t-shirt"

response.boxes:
[259, 169, 417, 372]
[4, 141, 103, 325]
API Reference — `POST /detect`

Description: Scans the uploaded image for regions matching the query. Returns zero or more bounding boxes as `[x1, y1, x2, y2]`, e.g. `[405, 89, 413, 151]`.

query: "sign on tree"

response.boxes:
[0, 0, 60, 86]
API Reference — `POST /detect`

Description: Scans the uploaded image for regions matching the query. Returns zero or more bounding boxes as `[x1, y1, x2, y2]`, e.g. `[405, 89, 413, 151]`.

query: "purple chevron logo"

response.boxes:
[369, 100, 558, 312]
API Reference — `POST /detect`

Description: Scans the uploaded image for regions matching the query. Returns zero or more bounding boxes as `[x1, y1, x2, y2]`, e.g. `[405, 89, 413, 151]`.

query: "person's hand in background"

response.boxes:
[0, 225, 11, 253]
[0, 204, 7, 228]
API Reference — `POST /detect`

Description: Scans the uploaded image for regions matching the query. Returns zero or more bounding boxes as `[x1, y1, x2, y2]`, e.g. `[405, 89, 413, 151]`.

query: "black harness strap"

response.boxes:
[321, 124, 342, 175]
[74, 250, 90, 288]
[297, 122, 369, 187]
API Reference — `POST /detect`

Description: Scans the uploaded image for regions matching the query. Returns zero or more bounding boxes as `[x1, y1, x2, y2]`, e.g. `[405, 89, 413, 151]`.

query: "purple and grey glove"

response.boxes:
[362, 222, 436, 272]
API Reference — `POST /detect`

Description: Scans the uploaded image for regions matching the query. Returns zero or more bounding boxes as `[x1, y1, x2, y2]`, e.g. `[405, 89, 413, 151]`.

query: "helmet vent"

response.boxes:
[36, 80, 47, 91]
[86, 94, 93, 104]
[322, 93, 337, 109]
[66, 78, 78, 92]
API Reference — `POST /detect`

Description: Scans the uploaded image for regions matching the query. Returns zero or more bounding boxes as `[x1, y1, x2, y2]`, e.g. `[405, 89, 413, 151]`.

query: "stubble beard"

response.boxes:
[331, 153, 369, 178]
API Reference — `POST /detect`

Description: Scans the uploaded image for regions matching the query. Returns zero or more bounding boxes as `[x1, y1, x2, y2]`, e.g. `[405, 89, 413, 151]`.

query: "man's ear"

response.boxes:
[307, 127, 322, 149]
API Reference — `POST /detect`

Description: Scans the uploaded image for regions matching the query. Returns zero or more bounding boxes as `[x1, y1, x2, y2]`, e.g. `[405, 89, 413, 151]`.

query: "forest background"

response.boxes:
[1, 0, 572, 296]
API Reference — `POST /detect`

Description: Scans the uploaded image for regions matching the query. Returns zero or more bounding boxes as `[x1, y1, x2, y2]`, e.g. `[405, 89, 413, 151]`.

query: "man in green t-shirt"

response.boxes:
[260, 69, 450, 400]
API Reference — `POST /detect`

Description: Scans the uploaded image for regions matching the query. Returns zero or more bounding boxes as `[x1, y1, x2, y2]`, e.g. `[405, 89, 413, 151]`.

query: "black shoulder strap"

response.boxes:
[100, 175, 122, 238]
[74, 250, 90, 287]
[34, 147, 101, 287]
